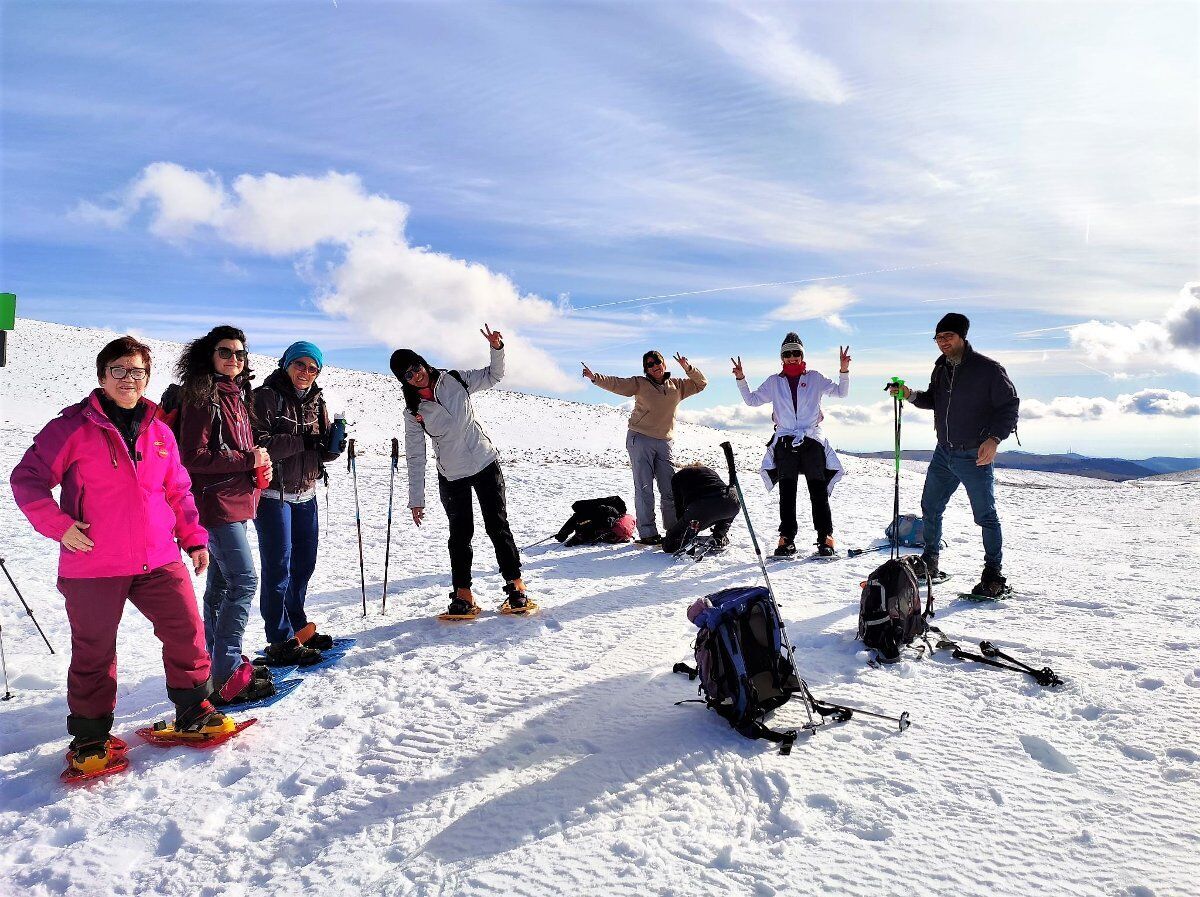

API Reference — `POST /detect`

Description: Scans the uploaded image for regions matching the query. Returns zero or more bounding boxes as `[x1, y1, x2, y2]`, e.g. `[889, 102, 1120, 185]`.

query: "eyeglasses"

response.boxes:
[933, 332, 958, 343]
[781, 350, 804, 359]
[290, 361, 320, 375]
[402, 365, 424, 382]
[107, 365, 149, 381]
[216, 347, 248, 362]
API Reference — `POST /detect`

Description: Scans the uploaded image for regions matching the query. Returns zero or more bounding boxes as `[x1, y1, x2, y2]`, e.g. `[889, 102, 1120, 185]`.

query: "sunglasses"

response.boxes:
[216, 347, 248, 362]
[933, 333, 958, 343]
[781, 350, 804, 359]
[290, 360, 320, 375]
[402, 365, 424, 382]
[107, 365, 149, 381]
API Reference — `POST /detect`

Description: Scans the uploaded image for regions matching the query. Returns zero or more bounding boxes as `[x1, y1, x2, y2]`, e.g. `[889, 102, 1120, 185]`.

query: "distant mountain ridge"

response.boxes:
[845, 450, 1200, 482]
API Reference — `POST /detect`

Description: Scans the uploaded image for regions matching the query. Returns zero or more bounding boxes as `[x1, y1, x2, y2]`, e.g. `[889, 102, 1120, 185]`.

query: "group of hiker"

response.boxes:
[9, 310, 1019, 773]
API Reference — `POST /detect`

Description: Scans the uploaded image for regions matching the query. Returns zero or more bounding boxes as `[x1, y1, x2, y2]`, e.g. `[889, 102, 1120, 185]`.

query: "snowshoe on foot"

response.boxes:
[212, 675, 277, 707]
[252, 664, 273, 682]
[500, 580, 538, 615]
[971, 567, 1009, 599]
[62, 736, 130, 782]
[439, 591, 483, 621]
[773, 537, 797, 558]
[261, 637, 323, 667]
[173, 699, 237, 738]
[295, 622, 335, 652]
[216, 658, 256, 703]
[816, 535, 836, 557]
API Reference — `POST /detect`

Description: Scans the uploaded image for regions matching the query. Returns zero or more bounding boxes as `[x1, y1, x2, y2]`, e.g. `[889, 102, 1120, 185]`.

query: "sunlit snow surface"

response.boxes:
[1, 322, 1197, 897]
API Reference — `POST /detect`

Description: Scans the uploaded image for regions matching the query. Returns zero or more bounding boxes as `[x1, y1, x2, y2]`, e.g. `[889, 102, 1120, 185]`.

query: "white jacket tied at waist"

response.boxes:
[737, 369, 849, 493]
[404, 346, 504, 508]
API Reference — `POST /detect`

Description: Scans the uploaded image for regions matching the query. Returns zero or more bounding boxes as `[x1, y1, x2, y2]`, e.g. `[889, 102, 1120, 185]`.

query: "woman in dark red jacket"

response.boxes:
[175, 325, 276, 705]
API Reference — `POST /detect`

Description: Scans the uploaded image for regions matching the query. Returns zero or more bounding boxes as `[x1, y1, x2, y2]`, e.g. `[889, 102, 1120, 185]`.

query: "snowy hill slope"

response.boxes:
[1, 321, 1197, 897]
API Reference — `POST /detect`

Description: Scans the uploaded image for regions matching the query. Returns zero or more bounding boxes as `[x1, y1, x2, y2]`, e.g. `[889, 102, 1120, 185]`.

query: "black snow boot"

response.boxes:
[262, 637, 323, 667]
[774, 536, 797, 557]
[971, 567, 1008, 598]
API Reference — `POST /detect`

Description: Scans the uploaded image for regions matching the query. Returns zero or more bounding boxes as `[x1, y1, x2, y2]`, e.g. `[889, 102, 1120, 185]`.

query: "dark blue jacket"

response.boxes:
[910, 342, 1019, 450]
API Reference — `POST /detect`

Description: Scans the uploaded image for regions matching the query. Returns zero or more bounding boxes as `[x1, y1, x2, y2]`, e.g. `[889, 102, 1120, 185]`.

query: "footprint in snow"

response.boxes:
[1018, 735, 1079, 775]
[1166, 747, 1199, 764]
[1136, 678, 1165, 690]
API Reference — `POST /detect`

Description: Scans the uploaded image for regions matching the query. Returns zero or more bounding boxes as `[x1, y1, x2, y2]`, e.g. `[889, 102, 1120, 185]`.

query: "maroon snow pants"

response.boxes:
[58, 560, 211, 731]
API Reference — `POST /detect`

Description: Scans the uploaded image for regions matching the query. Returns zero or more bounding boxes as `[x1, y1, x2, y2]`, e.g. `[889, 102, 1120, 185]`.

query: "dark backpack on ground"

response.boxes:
[679, 586, 802, 751]
[555, 496, 630, 546]
[857, 556, 934, 662]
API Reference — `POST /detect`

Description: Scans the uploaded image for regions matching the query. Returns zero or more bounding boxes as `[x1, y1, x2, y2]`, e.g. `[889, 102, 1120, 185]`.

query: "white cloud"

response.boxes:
[707, 8, 849, 105]
[1066, 284, 1200, 375]
[678, 403, 773, 430]
[1022, 389, 1200, 420]
[767, 285, 858, 334]
[78, 163, 573, 391]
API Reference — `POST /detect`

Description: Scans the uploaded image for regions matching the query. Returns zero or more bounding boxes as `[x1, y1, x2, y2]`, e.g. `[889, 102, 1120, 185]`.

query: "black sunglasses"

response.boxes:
[781, 350, 804, 359]
[403, 365, 424, 382]
[216, 347, 248, 361]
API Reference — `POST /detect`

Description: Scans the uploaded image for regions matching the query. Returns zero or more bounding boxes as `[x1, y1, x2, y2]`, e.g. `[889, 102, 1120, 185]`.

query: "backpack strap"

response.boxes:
[447, 369, 468, 391]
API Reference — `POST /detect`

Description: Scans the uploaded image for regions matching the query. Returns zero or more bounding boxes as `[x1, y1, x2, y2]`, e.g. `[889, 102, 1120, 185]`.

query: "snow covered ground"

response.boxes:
[1, 321, 1197, 897]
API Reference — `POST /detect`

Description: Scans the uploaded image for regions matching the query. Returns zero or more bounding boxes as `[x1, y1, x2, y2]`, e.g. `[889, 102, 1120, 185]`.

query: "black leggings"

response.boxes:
[775, 437, 834, 540]
[662, 491, 740, 553]
[438, 462, 522, 588]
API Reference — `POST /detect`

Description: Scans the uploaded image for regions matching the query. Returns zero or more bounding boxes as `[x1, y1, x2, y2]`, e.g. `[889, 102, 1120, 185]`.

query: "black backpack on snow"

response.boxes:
[554, 496, 629, 546]
[857, 555, 934, 662]
[680, 586, 803, 750]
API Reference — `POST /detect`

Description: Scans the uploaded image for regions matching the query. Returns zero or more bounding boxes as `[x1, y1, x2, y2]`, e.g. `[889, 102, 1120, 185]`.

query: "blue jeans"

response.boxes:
[254, 496, 320, 645]
[921, 444, 1002, 570]
[202, 521, 258, 684]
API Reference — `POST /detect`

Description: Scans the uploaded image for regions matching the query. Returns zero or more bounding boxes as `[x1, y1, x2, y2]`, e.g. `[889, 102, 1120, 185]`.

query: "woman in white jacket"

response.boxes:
[733, 333, 851, 557]
[391, 325, 530, 617]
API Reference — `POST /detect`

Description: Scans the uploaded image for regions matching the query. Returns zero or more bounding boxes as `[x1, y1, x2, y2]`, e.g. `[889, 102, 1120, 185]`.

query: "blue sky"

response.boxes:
[2, 0, 1198, 457]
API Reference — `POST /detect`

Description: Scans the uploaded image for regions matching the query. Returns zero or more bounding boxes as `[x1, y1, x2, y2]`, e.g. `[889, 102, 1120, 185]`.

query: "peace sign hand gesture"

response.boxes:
[672, 352, 691, 372]
[839, 345, 851, 373]
[481, 324, 504, 350]
[731, 355, 745, 380]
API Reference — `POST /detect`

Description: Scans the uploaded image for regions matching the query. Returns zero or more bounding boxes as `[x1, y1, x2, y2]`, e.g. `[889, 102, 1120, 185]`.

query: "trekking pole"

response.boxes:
[347, 440, 367, 618]
[847, 543, 889, 558]
[0, 617, 13, 700]
[886, 377, 905, 561]
[0, 558, 54, 654]
[803, 682, 911, 731]
[381, 437, 399, 615]
[980, 641, 1063, 687]
[520, 534, 558, 551]
[719, 442, 776, 598]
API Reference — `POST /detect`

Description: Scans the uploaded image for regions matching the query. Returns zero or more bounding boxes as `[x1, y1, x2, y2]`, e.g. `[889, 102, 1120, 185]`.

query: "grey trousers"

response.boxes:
[626, 430, 677, 538]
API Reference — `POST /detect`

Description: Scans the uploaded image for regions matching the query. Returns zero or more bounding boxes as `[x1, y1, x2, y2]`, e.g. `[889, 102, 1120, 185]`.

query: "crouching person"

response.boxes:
[662, 463, 740, 554]
[10, 336, 234, 776]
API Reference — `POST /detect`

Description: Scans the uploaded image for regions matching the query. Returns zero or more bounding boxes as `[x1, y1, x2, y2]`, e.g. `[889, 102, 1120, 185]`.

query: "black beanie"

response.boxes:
[935, 313, 969, 339]
[389, 348, 430, 381]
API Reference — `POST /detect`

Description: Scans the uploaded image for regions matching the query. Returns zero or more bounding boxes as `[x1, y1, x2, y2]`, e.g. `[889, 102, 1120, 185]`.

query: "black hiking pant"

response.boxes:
[774, 436, 834, 541]
[438, 461, 522, 589]
[662, 490, 740, 553]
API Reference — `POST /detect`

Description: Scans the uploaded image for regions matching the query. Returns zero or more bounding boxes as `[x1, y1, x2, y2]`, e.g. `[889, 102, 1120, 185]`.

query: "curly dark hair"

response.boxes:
[174, 325, 255, 408]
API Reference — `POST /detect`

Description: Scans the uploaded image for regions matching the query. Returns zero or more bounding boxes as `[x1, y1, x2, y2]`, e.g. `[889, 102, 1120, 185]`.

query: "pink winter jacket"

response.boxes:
[10, 391, 208, 579]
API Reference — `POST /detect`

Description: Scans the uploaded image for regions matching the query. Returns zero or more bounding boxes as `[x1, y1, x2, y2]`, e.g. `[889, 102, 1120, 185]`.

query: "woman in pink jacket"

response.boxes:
[11, 336, 235, 775]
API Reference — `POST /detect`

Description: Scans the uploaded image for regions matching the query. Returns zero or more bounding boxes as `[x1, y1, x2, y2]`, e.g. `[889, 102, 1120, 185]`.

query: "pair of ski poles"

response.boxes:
[346, 438, 403, 617]
[847, 377, 905, 559]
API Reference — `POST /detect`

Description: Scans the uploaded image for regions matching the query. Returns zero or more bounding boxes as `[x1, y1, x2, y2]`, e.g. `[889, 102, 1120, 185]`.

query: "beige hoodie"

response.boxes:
[591, 366, 707, 441]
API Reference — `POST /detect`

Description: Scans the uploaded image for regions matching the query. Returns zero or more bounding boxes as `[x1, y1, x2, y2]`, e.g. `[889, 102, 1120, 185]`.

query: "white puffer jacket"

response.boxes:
[404, 347, 504, 507]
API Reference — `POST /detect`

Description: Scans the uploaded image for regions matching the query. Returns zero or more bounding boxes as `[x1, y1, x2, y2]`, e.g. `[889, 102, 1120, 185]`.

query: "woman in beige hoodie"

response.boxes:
[581, 350, 707, 544]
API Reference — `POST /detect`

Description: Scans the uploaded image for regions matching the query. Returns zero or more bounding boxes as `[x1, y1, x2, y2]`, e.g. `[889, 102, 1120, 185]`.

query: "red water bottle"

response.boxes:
[254, 465, 270, 489]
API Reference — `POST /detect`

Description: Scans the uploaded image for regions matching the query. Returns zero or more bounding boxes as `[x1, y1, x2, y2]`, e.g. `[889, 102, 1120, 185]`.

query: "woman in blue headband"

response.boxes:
[251, 341, 346, 665]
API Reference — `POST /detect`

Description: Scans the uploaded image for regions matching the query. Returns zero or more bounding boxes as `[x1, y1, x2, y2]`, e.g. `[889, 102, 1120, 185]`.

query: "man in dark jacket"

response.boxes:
[661, 464, 740, 554]
[889, 313, 1019, 597]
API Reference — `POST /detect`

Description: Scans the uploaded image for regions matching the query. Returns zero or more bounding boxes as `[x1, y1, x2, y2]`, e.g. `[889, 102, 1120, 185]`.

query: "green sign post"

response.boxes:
[0, 293, 15, 367]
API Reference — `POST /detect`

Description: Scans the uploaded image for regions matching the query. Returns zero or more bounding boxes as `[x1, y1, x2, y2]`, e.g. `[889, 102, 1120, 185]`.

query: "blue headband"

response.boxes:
[281, 341, 324, 371]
